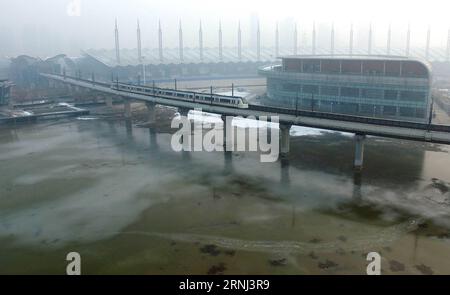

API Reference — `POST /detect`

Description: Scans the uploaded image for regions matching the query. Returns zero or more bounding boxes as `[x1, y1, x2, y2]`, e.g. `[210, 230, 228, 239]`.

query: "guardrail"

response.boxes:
[249, 104, 450, 132]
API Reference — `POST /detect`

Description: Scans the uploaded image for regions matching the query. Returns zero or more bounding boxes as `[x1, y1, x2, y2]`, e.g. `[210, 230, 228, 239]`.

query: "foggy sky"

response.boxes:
[1, 0, 450, 58]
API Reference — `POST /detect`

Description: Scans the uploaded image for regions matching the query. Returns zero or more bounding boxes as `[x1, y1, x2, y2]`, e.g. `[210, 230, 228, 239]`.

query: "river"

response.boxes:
[0, 113, 450, 274]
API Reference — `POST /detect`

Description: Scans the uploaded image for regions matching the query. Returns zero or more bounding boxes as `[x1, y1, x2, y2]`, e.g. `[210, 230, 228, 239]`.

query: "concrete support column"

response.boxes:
[146, 102, 156, 123]
[280, 124, 291, 157]
[179, 108, 191, 146]
[354, 134, 366, 170]
[106, 97, 113, 108]
[124, 99, 132, 119]
[222, 115, 232, 151]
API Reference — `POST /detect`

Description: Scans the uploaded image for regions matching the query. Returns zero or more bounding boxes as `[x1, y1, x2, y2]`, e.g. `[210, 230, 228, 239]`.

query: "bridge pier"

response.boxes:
[354, 134, 366, 171]
[124, 99, 132, 119]
[179, 108, 191, 147]
[146, 102, 156, 123]
[280, 124, 291, 157]
[222, 115, 232, 151]
[106, 96, 113, 108]
[280, 157, 290, 185]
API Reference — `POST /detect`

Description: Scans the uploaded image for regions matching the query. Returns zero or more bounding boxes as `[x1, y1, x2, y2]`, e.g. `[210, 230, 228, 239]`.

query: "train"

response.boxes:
[111, 82, 249, 109]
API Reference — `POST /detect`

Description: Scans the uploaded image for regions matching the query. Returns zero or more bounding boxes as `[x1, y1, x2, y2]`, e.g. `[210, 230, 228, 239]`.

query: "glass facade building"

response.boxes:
[258, 55, 432, 122]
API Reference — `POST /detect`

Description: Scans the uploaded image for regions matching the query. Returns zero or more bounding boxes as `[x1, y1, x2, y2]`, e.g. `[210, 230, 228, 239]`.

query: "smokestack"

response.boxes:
[115, 19, 121, 65]
[238, 21, 242, 61]
[137, 19, 142, 63]
[425, 25, 431, 60]
[387, 23, 391, 55]
[256, 20, 261, 61]
[199, 20, 203, 61]
[158, 20, 163, 62]
[349, 23, 354, 55]
[330, 22, 335, 55]
[219, 21, 223, 61]
[312, 22, 316, 55]
[368, 23, 372, 55]
[275, 22, 279, 58]
[406, 23, 411, 56]
[179, 20, 184, 62]
[293, 23, 298, 55]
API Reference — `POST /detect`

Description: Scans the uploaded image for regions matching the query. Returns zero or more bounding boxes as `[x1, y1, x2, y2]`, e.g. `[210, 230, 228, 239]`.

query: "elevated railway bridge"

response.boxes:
[41, 73, 450, 170]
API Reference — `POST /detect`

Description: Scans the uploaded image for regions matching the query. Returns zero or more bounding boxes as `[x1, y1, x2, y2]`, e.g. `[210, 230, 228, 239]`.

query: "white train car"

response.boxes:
[111, 83, 249, 109]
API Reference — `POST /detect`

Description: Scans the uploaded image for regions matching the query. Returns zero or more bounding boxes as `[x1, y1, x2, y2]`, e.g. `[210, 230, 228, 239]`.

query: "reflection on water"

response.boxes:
[0, 118, 450, 275]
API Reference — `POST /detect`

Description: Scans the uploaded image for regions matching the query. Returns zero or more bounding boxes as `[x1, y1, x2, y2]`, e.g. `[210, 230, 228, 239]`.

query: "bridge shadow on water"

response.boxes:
[76, 118, 450, 229]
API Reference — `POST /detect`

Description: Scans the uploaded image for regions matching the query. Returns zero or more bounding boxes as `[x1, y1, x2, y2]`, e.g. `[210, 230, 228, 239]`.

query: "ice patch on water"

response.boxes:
[77, 116, 99, 121]
[183, 110, 350, 137]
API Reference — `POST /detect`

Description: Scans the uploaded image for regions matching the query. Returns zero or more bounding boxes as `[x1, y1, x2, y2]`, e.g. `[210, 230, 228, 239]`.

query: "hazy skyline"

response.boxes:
[1, 0, 450, 57]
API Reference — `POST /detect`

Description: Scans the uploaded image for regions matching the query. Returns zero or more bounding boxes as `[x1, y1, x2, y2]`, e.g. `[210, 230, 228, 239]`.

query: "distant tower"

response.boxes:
[312, 22, 316, 55]
[158, 20, 163, 62]
[349, 23, 354, 55]
[256, 20, 261, 61]
[386, 23, 391, 55]
[238, 21, 242, 61]
[330, 22, 335, 55]
[368, 23, 372, 55]
[293, 23, 298, 55]
[406, 23, 411, 56]
[219, 21, 223, 61]
[199, 20, 204, 61]
[137, 20, 142, 63]
[425, 25, 431, 60]
[446, 28, 450, 62]
[179, 20, 184, 62]
[275, 22, 279, 58]
[114, 19, 121, 65]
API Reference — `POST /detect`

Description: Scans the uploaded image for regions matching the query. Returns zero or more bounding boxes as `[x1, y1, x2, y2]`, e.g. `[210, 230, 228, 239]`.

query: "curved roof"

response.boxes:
[280, 54, 432, 74]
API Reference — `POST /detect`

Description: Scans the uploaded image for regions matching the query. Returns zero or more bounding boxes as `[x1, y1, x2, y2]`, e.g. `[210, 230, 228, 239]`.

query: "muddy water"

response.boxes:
[0, 117, 450, 275]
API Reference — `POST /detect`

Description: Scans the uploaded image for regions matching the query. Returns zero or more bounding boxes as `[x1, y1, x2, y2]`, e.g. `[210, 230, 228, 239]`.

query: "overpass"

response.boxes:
[41, 73, 450, 170]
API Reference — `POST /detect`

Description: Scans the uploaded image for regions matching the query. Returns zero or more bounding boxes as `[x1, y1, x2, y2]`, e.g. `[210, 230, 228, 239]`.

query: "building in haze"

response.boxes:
[259, 55, 432, 122]
[0, 79, 12, 105]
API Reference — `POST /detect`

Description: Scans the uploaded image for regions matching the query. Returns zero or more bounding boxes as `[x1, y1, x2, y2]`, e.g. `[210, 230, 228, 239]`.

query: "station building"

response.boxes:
[259, 55, 432, 122]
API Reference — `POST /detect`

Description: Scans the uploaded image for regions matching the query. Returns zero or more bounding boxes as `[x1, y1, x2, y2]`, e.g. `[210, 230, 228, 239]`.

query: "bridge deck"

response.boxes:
[42, 74, 450, 145]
